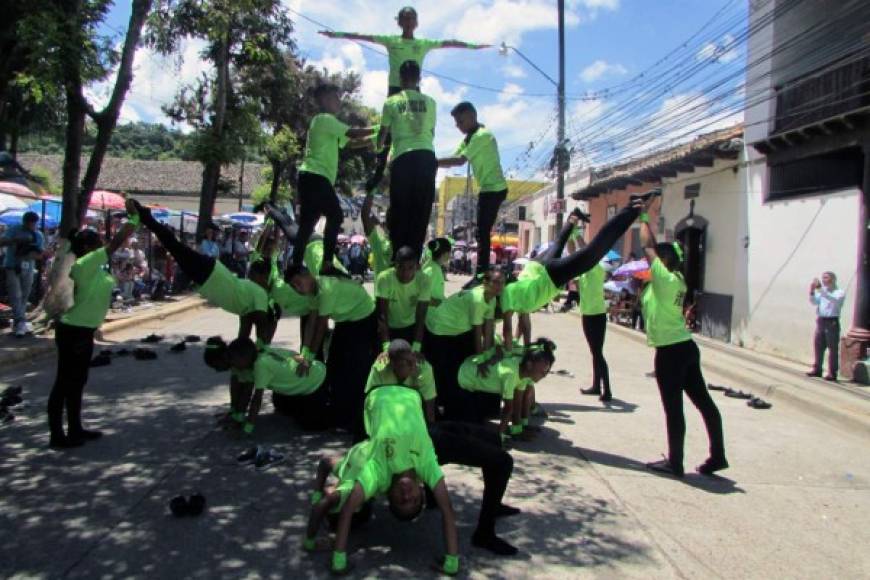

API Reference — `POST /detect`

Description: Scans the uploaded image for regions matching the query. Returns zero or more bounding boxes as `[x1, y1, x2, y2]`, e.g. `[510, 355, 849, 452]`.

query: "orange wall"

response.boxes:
[584, 183, 660, 259]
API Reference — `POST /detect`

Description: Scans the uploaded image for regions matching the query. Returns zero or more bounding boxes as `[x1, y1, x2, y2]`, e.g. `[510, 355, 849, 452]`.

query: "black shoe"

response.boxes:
[580, 386, 600, 396]
[170, 341, 187, 353]
[696, 457, 729, 476]
[142, 333, 163, 343]
[824, 375, 838, 382]
[133, 347, 158, 360]
[646, 457, 684, 478]
[472, 530, 519, 556]
[169, 495, 189, 517]
[184, 335, 201, 343]
[49, 435, 85, 449]
[569, 207, 591, 223]
[629, 188, 662, 204]
[599, 392, 613, 402]
[805, 370, 822, 378]
[69, 429, 103, 441]
[89, 353, 112, 367]
[187, 493, 206, 516]
[130, 199, 156, 226]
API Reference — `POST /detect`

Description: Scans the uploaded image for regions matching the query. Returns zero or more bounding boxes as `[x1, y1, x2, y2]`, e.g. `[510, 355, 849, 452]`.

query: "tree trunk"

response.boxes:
[269, 159, 282, 203]
[78, 0, 153, 221]
[60, 87, 86, 235]
[196, 32, 231, 240]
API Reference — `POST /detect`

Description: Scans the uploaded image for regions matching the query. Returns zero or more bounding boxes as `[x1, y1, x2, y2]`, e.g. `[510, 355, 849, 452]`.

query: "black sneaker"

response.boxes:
[170, 341, 187, 353]
[142, 334, 163, 343]
[696, 457, 729, 476]
[255, 448, 285, 471]
[805, 370, 822, 378]
[570, 207, 591, 223]
[580, 386, 600, 396]
[237, 446, 259, 464]
[629, 188, 662, 204]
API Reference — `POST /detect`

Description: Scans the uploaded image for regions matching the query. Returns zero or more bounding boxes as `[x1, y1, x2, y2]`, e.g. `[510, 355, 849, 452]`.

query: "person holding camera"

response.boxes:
[1, 211, 44, 337]
[807, 272, 846, 381]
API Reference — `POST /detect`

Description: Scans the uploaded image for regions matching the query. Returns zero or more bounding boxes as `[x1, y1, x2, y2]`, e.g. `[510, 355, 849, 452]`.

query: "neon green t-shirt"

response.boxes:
[304, 238, 348, 277]
[368, 227, 392, 275]
[372, 35, 445, 88]
[349, 386, 443, 501]
[269, 278, 316, 317]
[425, 285, 495, 336]
[364, 358, 436, 401]
[199, 260, 269, 316]
[375, 267, 432, 329]
[578, 264, 607, 316]
[381, 90, 436, 159]
[500, 261, 559, 314]
[299, 113, 350, 185]
[61, 248, 115, 329]
[252, 347, 326, 395]
[641, 258, 691, 348]
[458, 353, 529, 400]
[422, 261, 446, 303]
[317, 276, 375, 323]
[455, 126, 507, 193]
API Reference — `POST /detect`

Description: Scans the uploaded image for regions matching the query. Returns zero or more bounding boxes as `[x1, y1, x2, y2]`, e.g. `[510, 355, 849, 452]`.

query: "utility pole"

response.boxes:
[555, 0, 567, 233]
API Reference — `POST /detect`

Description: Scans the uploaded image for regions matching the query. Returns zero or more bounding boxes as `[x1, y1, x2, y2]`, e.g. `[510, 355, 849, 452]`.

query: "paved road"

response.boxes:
[1, 277, 869, 579]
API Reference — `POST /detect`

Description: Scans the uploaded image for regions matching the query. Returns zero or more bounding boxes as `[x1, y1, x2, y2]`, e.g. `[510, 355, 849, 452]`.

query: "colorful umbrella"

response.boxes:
[613, 259, 650, 278]
[89, 190, 127, 210]
[220, 212, 264, 227]
[0, 181, 39, 199]
[0, 209, 58, 228]
[0, 193, 27, 212]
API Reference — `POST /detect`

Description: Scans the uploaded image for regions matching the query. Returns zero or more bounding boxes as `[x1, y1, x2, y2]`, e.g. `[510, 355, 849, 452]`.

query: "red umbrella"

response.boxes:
[89, 190, 126, 210]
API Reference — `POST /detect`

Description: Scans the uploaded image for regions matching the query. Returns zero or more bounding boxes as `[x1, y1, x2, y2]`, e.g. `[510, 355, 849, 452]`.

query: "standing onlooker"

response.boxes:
[198, 225, 221, 259]
[1, 211, 44, 337]
[807, 272, 846, 381]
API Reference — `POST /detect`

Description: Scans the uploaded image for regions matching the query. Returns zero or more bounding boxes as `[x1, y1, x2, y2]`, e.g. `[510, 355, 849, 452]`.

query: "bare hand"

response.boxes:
[811, 278, 821, 289]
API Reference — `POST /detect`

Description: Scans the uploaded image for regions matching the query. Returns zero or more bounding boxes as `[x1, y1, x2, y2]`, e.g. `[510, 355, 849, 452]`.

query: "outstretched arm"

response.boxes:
[432, 479, 459, 562]
[439, 40, 490, 49]
[332, 483, 366, 571]
[319, 30, 380, 43]
[361, 192, 378, 236]
[639, 214, 658, 264]
[437, 156, 466, 168]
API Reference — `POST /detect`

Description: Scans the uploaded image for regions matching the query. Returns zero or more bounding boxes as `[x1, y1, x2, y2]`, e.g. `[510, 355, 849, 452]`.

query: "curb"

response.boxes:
[0, 296, 208, 368]
[602, 318, 870, 437]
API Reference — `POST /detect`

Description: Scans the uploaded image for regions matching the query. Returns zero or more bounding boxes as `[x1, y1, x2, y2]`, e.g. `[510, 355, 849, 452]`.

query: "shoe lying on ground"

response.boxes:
[237, 446, 260, 464]
[187, 493, 206, 515]
[184, 335, 201, 343]
[255, 448, 285, 471]
[89, 353, 112, 367]
[553, 369, 575, 378]
[142, 333, 163, 343]
[170, 341, 187, 353]
[724, 389, 752, 399]
[707, 383, 726, 391]
[133, 347, 158, 360]
[115, 348, 131, 356]
[646, 457, 684, 478]
[747, 397, 771, 409]
[696, 457, 729, 476]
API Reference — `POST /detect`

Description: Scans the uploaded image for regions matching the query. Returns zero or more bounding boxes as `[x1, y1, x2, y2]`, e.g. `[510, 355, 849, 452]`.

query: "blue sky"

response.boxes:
[99, 0, 747, 181]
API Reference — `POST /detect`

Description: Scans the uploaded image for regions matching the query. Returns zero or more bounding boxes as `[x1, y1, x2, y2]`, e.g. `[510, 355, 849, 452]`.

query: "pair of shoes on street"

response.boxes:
[237, 446, 285, 471]
[806, 369, 838, 381]
[580, 386, 612, 402]
[49, 428, 103, 449]
[646, 455, 729, 478]
[169, 493, 206, 517]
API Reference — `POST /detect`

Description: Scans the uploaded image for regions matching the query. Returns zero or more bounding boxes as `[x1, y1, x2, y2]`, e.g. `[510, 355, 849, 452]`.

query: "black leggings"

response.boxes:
[476, 190, 507, 272]
[540, 205, 639, 287]
[582, 314, 610, 394]
[141, 212, 213, 285]
[48, 322, 96, 438]
[389, 150, 437, 259]
[328, 312, 379, 431]
[653, 340, 725, 467]
[423, 330, 476, 420]
[429, 421, 513, 534]
[292, 171, 343, 270]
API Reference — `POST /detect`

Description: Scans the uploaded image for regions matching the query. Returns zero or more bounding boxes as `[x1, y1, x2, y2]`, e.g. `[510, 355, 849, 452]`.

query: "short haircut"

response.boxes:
[397, 6, 417, 19]
[450, 101, 476, 117]
[399, 60, 421, 82]
[22, 211, 39, 224]
[427, 237, 452, 259]
[313, 83, 340, 100]
[395, 245, 417, 264]
[228, 337, 258, 363]
[248, 260, 271, 278]
[388, 339, 412, 359]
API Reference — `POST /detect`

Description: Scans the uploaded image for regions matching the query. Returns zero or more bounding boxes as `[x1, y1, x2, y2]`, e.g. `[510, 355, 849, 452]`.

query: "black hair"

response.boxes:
[397, 6, 417, 18]
[388, 486, 425, 522]
[655, 242, 684, 275]
[227, 337, 258, 365]
[203, 336, 229, 370]
[399, 60, 421, 83]
[450, 101, 476, 117]
[283, 263, 310, 283]
[395, 245, 417, 264]
[248, 259, 271, 279]
[70, 229, 102, 258]
[521, 337, 556, 367]
[427, 237, 452, 260]
[22, 211, 39, 224]
[313, 83, 340, 101]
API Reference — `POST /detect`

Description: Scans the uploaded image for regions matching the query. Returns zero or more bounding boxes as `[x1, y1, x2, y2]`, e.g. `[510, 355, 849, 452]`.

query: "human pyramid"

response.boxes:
[47, 6, 728, 576]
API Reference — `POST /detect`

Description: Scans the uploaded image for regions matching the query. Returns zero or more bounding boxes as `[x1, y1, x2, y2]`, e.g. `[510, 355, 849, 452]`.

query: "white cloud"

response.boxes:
[579, 59, 627, 83]
[444, 1, 582, 46]
[696, 34, 739, 64]
[501, 64, 527, 79]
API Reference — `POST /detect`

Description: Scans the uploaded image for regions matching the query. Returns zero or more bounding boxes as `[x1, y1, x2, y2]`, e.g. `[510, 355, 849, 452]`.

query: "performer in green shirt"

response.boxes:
[47, 205, 139, 448]
[292, 84, 376, 277]
[458, 338, 555, 440]
[378, 60, 437, 259]
[360, 189, 392, 276]
[573, 243, 617, 401]
[639, 200, 727, 478]
[439, 101, 508, 279]
[304, 385, 459, 576]
[320, 6, 488, 95]
[423, 237, 452, 306]
[365, 339, 437, 423]
[375, 246, 431, 347]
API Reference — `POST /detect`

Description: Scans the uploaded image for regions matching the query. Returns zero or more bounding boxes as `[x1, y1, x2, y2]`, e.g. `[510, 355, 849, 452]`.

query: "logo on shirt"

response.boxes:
[396, 100, 428, 114]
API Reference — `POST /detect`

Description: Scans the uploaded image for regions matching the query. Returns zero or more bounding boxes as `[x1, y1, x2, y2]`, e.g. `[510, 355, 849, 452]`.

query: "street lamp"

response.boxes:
[498, 0, 567, 232]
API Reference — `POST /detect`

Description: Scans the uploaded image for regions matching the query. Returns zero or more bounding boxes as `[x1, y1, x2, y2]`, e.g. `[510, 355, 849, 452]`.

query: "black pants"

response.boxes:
[363, 85, 403, 193]
[292, 171, 343, 270]
[813, 317, 840, 375]
[476, 190, 507, 272]
[423, 330, 476, 419]
[653, 340, 725, 468]
[454, 389, 502, 423]
[272, 385, 331, 431]
[141, 213, 213, 285]
[429, 421, 513, 534]
[328, 311, 379, 430]
[389, 324, 415, 343]
[582, 314, 610, 394]
[540, 206, 639, 287]
[389, 150, 437, 259]
[48, 322, 96, 438]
